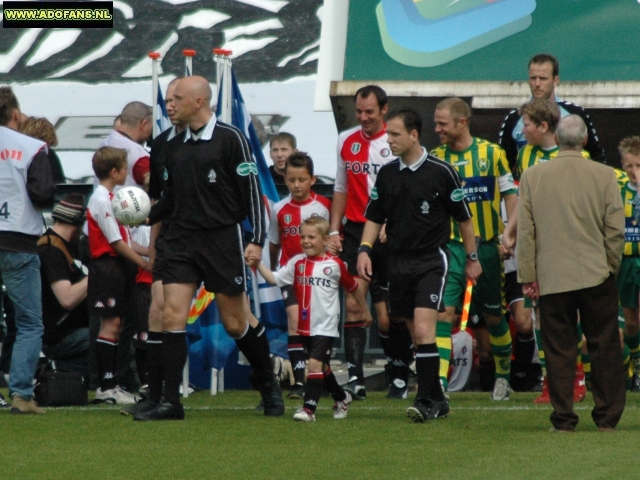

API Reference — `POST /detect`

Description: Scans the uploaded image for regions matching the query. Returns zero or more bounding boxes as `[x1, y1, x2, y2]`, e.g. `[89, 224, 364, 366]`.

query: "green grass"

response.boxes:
[2, 388, 638, 479]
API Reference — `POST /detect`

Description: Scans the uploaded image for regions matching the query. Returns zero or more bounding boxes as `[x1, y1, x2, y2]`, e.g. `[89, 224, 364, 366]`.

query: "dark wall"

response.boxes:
[331, 95, 640, 169]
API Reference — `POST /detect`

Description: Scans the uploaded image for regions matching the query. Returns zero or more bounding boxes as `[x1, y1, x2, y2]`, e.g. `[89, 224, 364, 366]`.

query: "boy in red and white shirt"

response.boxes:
[268, 152, 331, 399]
[258, 217, 371, 422]
[86, 146, 150, 404]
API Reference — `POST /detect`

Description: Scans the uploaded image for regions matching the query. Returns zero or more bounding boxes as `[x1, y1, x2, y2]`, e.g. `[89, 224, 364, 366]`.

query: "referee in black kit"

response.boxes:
[142, 76, 284, 420]
[357, 108, 481, 423]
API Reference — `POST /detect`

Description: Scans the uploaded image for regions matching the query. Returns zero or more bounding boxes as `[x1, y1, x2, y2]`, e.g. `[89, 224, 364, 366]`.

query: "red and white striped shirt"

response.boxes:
[334, 125, 395, 223]
[273, 253, 358, 337]
[268, 192, 331, 267]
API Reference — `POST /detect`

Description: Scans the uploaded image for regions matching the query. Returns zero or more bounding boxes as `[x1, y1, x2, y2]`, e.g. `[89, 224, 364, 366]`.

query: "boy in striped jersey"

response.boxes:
[268, 152, 331, 399]
[617, 137, 640, 390]
[258, 217, 371, 422]
[431, 97, 517, 401]
[516, 98, 590, 181]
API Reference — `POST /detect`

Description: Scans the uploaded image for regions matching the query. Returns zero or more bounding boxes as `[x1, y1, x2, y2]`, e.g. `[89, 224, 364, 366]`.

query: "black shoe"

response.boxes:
[134, 402, 185, 421]
[406, 398, 449, 423]
[120, 398, 158, 417]
[0, 392, 8, 408]
[425, 398, 450, 419]
[287, 383, 305, 400]
[255, 399, 265, 412]
[260, 376, 285, 417]
[343, 379, 366, 400]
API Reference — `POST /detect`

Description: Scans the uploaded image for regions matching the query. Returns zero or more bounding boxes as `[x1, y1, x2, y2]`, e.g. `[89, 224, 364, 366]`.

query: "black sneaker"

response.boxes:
[260, 376, 285, 417]
[120, 398, 158, 417]
[287, 383, 305, 400]
[134, 402, 185, 421]
[343, 379, 366, 400]
[387, 379, 409, 400]
[425, 398, 450, 419]
[406, 398, 429, 423]
[406, 398, 449, 423]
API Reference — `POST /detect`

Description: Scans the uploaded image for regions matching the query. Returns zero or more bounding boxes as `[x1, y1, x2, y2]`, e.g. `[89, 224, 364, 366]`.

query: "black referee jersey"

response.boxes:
[148, 116, 266, 246]
[365, 148, 471, 255]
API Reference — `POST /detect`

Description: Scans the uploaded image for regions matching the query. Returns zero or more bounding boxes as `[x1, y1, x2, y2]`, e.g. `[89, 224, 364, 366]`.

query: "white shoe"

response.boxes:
[96, 386, 139, 405]
[333, 392, 352, 419]
[490, 378, 512, 401]
[293, 407, 316, 422]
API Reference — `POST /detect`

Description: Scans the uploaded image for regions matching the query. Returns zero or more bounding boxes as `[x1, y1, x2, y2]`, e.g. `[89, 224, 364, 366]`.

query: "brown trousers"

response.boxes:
[539, 275, 626, 430]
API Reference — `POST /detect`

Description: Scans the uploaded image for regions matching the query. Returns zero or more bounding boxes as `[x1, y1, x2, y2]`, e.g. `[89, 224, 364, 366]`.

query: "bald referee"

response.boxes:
[358, 107, 481, 423]
[143, 76, 284, 420]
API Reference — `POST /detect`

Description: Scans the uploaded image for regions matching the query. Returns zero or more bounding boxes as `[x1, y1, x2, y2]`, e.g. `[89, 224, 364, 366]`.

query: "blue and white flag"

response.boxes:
[216, 69, 288, 358]
[155, 83, 171, 134]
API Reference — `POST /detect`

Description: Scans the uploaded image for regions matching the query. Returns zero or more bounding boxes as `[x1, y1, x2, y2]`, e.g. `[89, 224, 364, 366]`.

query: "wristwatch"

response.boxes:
[466, 252, 478, 261]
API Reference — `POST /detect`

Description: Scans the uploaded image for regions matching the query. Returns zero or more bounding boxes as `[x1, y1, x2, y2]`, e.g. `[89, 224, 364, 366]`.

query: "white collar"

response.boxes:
[399, 147, 427, 171]
[184, 115, 217, 142]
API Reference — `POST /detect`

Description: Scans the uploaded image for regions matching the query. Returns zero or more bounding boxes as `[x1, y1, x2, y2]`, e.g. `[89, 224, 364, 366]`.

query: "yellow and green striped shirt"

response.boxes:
[431, 138, 515, 242]
[516, 145, 590, 180]
[620, 180, 640, 256]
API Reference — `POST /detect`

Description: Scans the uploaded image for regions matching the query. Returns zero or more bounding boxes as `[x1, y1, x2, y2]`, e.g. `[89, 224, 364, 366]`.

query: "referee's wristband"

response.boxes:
[357, 243, 373, 255]
[329, 230, 340, 236]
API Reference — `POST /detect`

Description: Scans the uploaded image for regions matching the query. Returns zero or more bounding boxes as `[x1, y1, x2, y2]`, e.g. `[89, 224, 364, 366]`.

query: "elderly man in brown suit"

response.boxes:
[516, 114, 626, 432]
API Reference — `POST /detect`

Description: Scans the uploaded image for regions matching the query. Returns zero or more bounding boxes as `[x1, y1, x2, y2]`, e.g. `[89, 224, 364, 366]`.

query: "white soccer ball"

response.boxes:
[111, 186, 151, 226]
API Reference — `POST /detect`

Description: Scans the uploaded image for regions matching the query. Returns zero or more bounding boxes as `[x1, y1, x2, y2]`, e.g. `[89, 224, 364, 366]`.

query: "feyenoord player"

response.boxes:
[329, 85, 412, 401]
[431, 98, 517, 401]
[358, 107, 481, 422]
[268, 152, 331, 399]
[258, 217, 371, 422]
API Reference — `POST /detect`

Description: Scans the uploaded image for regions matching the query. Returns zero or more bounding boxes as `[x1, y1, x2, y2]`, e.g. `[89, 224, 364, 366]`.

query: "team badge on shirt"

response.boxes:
[380, 148, 391, 157]
[323, 267, 332, 275]
[208, 169, 217, 183]
[451, 188, 465, 201]
[476, 158, 489, 172]
[298, 264, 305, 273]
[284, 214, 292, 224]
[351, 143, 361, 154]
[420, 201, 430, 215]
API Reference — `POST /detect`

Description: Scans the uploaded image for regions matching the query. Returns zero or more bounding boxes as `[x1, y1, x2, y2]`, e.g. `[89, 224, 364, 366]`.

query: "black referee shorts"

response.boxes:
[151, 231, 166, 282]
[340, 220, 387, 303]
[388, 248, 449, 319]
[161, 223, 246, 295]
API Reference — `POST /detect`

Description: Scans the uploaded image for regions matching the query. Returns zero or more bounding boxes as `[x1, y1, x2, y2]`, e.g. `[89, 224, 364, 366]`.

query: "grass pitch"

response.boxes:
[2, 388, 638, 479]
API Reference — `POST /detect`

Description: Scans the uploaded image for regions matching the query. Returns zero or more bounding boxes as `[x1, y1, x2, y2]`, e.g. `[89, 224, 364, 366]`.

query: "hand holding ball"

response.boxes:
[111, 186, 151, 226]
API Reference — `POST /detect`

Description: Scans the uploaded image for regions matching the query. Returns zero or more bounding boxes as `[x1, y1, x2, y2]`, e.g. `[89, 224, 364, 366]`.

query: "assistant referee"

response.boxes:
[357, 107, 481, 423]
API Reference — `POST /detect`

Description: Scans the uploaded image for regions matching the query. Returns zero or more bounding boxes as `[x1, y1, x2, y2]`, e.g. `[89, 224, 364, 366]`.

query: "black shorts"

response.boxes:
[133, 283, 151, 348]
[340, 220, 387, 303]
[88, 255, 132, 318]
[161, 224, 246, 295]
[151, 230, 166, 282]
[504, 271, 524, 307]
[302, 335, 335, 364]
[281, 285, 298, 309]
[388, 248, 449, 319]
